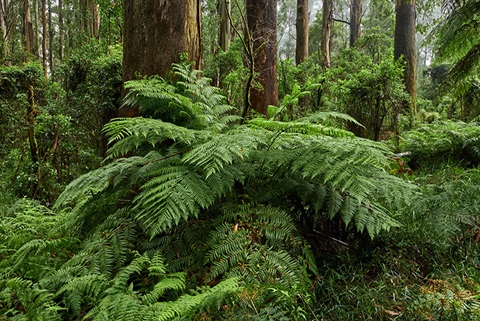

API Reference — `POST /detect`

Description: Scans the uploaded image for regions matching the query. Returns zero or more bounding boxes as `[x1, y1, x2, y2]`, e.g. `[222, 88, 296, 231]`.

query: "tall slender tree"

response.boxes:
[219, 0, 231, 52]
[246, 0, 279, 116]
[41, 0, 47, 77]
[58, 0, 63, 60]
[0, 0, 6, 60]
[296, 0, 308, 65]
[321, 0, 333, 68]
[350, 0, 362, 47]
[23, 0, 35, 57]
[48, 0, 53, 77]
[122, 0, 203, 117]
[394, 0, 417, 114]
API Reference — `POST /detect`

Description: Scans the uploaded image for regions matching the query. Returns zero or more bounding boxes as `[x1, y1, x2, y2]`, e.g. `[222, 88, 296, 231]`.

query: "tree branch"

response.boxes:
[333, 18, 350, 25]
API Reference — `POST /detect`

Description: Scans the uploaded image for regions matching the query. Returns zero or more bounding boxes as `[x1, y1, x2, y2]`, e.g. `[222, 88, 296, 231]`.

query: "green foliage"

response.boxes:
[326, 49, 408, 140]
[400, 121, 480, 167]
[59, 40, 122, 154]
[434, 0, 480, 98]
[122, 60, 238, 130]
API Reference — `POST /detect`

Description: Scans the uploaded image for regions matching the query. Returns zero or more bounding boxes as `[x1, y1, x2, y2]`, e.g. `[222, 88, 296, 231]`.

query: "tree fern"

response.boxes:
[434, 0, 480, 97]
[0, 61, 420, 319]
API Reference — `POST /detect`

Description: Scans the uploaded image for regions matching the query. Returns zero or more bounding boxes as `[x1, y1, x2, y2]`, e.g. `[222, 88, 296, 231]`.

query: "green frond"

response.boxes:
[103, 117, 200, 158]
[145, 277, 239, 321]
[141, 273, 186, 304]
[122, 61, 236, 129]
[434, 0, 480, 96]
[56, 274, 109, 316]
[435, 0, 480, 63]
[2, 277, 63, 321]
[132, 162, 212, 237]
[205, 205, 313, 286]
[297, 111, 365, 128]
[248, 117, 355, 138]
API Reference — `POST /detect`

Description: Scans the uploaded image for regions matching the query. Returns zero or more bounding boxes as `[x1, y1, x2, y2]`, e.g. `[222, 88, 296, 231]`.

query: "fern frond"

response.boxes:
[249, 118, 355, 138]
[103, 117, 200, 158]
[56, 274, 109, 316]
[297, 111, 365, 128]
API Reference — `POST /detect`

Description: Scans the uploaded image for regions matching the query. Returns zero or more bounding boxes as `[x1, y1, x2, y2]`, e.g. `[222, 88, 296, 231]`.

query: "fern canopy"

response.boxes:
[1, 61, 416, 320]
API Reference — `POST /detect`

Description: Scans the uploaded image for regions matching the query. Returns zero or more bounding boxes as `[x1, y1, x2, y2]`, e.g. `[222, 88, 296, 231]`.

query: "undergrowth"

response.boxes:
[1, 63, 480, 320]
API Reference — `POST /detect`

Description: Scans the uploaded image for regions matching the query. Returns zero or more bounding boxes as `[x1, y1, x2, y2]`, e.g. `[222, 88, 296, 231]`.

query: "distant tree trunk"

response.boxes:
[394, 0, 416, 115]
[246, 0, 279, 116]
[320, 0, 333, 68]
[58, 0, 64, 60]
[34, 0, 40, 58]
[41, 0, 47, 77]
[219, 0, 230, 52]
[0, 0, 6, 60]
[23, 0, 35, 57]
[92, 3, 100, 38]
[296, 0, 308, 65]
[48, 0, 53, 78]
[27, 85, 40, 195]
[122, 0, 203, 117]
[350, 0, 362, 47]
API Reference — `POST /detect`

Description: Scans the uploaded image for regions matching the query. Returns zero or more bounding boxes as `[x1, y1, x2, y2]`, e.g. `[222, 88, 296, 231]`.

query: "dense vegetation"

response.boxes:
[1, 0, 480, 320]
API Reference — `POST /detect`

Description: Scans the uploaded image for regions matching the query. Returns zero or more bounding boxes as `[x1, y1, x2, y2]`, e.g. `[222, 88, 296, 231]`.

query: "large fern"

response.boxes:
[434, 0, 480, 97]
[1, 62, 417, 319]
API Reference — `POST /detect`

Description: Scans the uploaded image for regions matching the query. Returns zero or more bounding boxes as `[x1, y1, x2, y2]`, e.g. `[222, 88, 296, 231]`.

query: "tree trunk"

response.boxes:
[92, 3, 100, 38]
[296, 0, 308, 65]
[394, 0, 416, 115]
[41, 0, 47, 78]
[34, 0, 40, 58]
[48, 0, 53, 78]
[320, 0, 333, 69]
[122, 0, 203, 117]
[0, 0, 5, 60]
[349, 0, 362, 47]
[219, 0, 230, 52]
[23, 0, 35, 57]
[27, 85, 40, 195]
[246, 0, 279, 116]
[58, 0, 63, 60]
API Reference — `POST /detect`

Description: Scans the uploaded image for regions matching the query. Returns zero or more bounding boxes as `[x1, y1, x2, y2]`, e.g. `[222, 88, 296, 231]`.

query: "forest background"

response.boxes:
[1, 0, 480, 319]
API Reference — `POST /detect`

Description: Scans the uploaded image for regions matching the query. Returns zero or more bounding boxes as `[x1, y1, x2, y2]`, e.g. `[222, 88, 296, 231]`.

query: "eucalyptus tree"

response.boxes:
[321, 0, 333, 68]
[23, 0, 35, 57]
[296, 0, 309, 64]
[394, 0, 417, 114]
[121, 0, 203, 117]
[219, 0, 231, 51]
[246, 0, 279, 115]
[350, 0, 362, 47]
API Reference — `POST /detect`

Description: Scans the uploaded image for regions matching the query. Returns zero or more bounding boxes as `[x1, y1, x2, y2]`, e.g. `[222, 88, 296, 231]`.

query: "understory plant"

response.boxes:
[1, 61, 415, 320]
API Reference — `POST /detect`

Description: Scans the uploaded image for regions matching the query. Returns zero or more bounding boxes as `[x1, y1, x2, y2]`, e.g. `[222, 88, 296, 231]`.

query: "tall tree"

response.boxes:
[58, 0, 63, 60]
[122, 0, 202, 95]
[219, 0, 231, 52]
[321, 0, 333, 68]
[48, 0, 53, 77]
[394, 0, 416, 114]
[0, 0, 6, 60]
[296, 0, 308, 65]
[23, 0, 34, 57]
[34, 0, 40, 58]
[350, 0, 362, 47]
[41, 0, 47, 77]
[246, 0, 279, 116]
